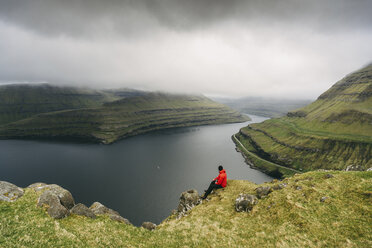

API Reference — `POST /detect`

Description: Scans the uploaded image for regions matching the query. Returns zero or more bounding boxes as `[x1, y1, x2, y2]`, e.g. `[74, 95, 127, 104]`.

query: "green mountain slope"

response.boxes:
[236, 64, 372, 172]
[1, 171, 371, 247]
[0, 84, 142, 125]
[0, 92, 249, 144]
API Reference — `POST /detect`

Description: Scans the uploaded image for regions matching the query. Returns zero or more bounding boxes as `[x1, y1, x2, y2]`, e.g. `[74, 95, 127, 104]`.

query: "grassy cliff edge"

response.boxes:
[1, 171, 371, 247]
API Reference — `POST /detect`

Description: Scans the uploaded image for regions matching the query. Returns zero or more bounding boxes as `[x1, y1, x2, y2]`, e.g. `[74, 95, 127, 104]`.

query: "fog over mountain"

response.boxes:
[0, 0, 371, 99]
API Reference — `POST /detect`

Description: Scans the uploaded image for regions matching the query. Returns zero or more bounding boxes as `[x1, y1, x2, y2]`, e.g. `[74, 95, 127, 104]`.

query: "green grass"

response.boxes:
[1, 171, 371, 247]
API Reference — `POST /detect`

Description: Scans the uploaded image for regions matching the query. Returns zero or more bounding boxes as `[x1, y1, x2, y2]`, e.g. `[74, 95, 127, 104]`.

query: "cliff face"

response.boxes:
[0, 87, 249, 144]
[236, 64, 372, 171]
[1, 171, 371, 247]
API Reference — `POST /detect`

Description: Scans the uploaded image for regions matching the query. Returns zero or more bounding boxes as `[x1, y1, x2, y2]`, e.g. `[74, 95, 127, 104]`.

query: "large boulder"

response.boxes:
[255, 186, 272, 199]
[177, 189, 200, 213]
[235, 194, 258, 212]
[45, 184, 75, 209]
[0, 181, 24, 202]
[70, 203, 96, 219]
[142, 222, 156, 231]
[38, 191, 69, 219]
[37, 184, 75, 219]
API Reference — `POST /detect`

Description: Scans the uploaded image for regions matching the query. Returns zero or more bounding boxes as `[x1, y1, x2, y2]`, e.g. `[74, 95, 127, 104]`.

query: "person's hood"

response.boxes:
[220, 169, 226, 174]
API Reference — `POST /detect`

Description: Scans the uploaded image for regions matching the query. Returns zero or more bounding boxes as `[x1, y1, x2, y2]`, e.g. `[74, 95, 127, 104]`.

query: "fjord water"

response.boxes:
[0, 115, 272, 226]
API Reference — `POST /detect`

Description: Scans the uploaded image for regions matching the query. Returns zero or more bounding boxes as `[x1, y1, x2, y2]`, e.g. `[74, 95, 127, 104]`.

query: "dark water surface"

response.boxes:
[0, 115, 272, 226]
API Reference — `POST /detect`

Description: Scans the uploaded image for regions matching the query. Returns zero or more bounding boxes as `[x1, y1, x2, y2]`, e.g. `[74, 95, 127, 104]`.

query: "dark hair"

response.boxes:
[218, 165, 223, 171]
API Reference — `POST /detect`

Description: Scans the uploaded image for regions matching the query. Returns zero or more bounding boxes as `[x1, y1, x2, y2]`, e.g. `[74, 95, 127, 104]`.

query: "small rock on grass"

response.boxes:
[255, 186, 272, 199]
[70, 203, 96, 219]
[142, 222, 157, 231]
[235, 194, 258, 212]
[110, 214, 132, 225]
[324, 174, 334, 179]
[90, 202, 131, 225]
[273, 183, 287, 190]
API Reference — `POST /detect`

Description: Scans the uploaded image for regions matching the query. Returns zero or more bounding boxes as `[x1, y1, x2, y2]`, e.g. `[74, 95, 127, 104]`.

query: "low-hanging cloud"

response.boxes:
[0, 0, 371, 99]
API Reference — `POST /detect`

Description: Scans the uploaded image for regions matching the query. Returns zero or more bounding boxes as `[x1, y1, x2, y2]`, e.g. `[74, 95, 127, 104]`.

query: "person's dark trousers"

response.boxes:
[203, 181, 223, 199]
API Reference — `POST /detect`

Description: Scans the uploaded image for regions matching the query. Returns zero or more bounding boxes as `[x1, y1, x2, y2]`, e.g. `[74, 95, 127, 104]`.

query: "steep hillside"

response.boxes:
[0, 84, 143, 125]
[236, 64, 372, 172]
[1, 171, 371, 247]
[0, 92, 249, 144]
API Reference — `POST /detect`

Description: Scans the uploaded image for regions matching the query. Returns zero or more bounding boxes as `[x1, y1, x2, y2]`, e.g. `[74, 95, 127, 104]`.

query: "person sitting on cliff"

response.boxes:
[202, 165, 227, 200]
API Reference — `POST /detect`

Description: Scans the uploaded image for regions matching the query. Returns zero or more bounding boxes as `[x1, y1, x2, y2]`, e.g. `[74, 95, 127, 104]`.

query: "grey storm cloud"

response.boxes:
[0, 0, 371, 99]
[1, 0, 371, 37]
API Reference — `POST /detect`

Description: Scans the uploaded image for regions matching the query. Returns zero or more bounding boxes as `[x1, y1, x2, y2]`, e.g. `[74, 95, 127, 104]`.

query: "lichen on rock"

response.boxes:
[235, 194, 258, 212]
[0, 181, 24, 202]
[175, 189, 201, 219]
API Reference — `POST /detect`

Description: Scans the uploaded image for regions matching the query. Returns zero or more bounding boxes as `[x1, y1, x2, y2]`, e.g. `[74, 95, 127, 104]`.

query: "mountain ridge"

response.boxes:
[235, 64, 372, 173]
[0, 85, 249, 144]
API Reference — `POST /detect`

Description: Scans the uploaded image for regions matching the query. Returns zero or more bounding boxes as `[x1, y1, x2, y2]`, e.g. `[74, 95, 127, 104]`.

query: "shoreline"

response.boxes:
[232, 133, 299, 178]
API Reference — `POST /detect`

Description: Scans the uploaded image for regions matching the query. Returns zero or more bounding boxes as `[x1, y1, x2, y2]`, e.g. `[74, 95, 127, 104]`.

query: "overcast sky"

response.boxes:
[0, 0, 371, 99]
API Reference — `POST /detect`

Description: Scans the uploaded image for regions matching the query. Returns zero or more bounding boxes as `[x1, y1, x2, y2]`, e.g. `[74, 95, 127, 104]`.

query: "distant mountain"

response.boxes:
[213, 97, 311, 117]
[235, 64, 372, 173]
[0, 84, 145, 125]
[0, 85, 249, 144]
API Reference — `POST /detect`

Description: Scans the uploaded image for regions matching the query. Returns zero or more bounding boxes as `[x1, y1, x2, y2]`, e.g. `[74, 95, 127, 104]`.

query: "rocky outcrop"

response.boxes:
[90, 201, 119, 215]
[255, 186, 272, 199]
[70, 203, 96, 219]
[235, 194, 258, 212]
[3, 181, 133, 225]
[90, 202, 131, 225]
[27, 182, 48, 191]
[0, 181, 24, 202]
[345, 165, 363, 171]
[175, 189, 201, 218]
[37, 191, 70, 219]
[142, 222, 157, 231]
[36, 184, 75, 220]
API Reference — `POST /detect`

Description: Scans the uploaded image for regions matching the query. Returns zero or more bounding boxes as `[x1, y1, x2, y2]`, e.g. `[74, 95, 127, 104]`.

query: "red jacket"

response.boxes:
[214, 169, 227, 188]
